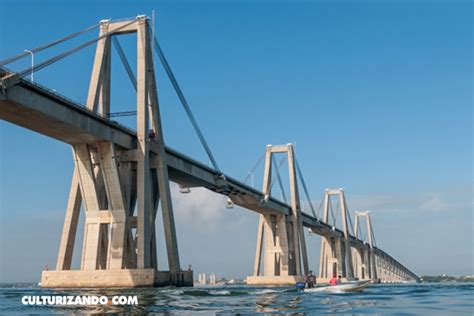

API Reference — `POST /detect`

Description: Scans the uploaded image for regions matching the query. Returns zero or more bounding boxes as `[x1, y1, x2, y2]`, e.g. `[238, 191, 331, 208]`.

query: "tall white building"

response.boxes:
[198, 272, 207, 285]
[209, 273, 217, 285]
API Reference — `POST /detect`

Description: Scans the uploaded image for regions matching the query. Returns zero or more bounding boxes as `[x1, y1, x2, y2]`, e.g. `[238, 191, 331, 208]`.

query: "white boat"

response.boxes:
[303, 280, 370, 293]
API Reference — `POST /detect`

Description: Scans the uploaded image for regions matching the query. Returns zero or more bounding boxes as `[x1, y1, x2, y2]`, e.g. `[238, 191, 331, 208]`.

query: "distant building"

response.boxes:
[198, 272, 206, 285]
[209, 273, 217, 285]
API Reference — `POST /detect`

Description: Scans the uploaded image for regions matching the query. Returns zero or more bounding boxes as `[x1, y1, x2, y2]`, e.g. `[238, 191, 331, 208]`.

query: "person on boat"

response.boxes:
[337, 275, 342, 284]
[305, 270, 316, 288]
[329, 274, 338, 285]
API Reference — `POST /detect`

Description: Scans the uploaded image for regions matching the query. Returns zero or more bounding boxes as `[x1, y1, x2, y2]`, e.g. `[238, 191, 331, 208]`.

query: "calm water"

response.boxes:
[0, 283, 473, 315]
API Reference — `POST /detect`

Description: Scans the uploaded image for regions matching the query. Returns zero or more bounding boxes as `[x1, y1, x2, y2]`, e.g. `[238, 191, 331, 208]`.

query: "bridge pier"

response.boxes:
[352, 211, 378, 281]
[247, 144, 308, 285]
[353, 248, 369, 280]
[378, 253, 394, 283]
[318, 189, 354, 280]
[41, 17, 191, 288]
[378, 254, 385, 281]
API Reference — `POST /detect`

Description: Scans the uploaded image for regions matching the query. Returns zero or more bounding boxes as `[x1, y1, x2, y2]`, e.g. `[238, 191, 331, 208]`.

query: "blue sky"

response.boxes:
[0, 0, 472, 282]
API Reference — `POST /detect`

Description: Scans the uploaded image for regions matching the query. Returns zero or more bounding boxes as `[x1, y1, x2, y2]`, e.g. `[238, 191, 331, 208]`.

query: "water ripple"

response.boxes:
[0, 283, 473, 315]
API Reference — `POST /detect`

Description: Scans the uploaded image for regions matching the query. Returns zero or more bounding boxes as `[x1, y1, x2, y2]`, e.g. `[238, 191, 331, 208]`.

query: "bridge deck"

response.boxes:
[0, 74, 418, 280]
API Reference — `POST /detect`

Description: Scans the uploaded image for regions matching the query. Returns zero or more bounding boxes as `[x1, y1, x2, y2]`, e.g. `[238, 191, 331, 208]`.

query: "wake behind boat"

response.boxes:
[303, 280, 371, 293]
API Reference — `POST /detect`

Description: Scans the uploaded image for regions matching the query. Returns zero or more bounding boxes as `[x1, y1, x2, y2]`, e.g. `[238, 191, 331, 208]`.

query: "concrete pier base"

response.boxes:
[41, 269, 193, 288]
[246, 275, 304, 285]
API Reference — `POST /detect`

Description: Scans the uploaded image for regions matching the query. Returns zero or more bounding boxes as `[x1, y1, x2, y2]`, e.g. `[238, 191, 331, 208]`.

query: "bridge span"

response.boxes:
[0, 16, 419, 287]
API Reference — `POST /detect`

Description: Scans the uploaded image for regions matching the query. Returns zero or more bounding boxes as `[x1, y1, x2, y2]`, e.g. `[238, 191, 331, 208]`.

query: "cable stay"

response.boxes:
[152, 33, 222, 175]
[242, 151, 265, 186]
[107, 37, 139, 119]
[356, 219, 362, 239]
[269, 156, 287, 195]
[329, 196, 337, 227]
[316, 197, 325, 220]
[272, 157, 287, 203]
[334, 196, 341, 227]
[372, 233, 378, 248]
[295, 158, 317, 218]
[0, 22, 100, 68]
[19, 19, 137, 78]
[227, 151, 266, 209]
[358, 219, 367, 243]
[370, 223, 378, 248]
[112, 36, 137, 91]
[344, 199, 356, 237]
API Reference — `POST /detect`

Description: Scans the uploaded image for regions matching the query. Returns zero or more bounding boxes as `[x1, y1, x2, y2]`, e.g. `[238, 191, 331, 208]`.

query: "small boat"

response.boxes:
[303, 280, 370, 293]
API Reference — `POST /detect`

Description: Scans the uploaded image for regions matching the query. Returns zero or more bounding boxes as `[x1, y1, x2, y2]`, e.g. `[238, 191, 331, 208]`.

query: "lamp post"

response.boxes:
[24, 49, 34, 82]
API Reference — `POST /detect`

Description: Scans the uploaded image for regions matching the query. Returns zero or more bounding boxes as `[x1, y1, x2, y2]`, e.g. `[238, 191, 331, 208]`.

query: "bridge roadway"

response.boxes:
[0, 71, 418, 280]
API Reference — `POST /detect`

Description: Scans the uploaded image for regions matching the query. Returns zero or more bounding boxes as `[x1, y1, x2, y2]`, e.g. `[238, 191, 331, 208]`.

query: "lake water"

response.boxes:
[0, 282, 472, 315]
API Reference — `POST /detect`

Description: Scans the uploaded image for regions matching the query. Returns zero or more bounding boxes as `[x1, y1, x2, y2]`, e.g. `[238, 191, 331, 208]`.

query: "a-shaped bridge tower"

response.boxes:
[42, 17, 190, 287]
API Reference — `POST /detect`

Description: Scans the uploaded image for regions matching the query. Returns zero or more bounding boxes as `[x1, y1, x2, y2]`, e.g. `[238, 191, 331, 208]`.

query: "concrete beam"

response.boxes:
[0, 81, 135, 148]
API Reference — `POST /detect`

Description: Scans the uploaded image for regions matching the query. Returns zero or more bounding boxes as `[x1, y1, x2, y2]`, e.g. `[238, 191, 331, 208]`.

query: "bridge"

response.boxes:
[0, 16, 419, 287]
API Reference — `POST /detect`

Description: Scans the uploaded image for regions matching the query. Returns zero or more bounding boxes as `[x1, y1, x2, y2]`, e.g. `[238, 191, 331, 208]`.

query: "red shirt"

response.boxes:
[329, 278, 338, 285]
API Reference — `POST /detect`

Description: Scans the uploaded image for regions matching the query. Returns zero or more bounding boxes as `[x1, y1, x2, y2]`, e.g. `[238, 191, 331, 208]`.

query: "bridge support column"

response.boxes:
[378, 255, 384, 282]
[255, 214, 291, 277]
[380, 254, 388, 283]
[353, 248, 371, 280]
[247, 144, 308, 285]
[318, 189, 354, 282]
[41, 16, 191, 288]
[377, 254, 385, 282]
[352, 211, 378, 281]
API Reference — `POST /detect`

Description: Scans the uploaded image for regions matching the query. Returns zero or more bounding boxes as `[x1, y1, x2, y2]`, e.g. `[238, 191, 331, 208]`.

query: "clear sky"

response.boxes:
[0, 0, 472, 283]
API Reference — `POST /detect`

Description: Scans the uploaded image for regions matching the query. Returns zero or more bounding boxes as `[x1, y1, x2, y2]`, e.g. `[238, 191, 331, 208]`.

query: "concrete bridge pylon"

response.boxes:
[41, 16, 192, 288]
[246, 144, 309, 285]
[352, 211, 378, 281]
[318, 189, 354, 281]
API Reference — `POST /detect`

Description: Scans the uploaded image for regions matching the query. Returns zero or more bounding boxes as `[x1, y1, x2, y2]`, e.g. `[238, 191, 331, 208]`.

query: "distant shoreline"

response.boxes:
[420, 275, 474, 283]
[1, 276, 474, 287]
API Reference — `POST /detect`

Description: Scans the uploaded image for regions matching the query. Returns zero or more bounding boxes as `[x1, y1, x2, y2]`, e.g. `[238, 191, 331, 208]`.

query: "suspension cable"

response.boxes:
[19, 19, 136, 78]
[152, 33, 221, 174]
[295, 158, 317, 218]
[0, 22, 100, 67]
[112, 36, 137, 91]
